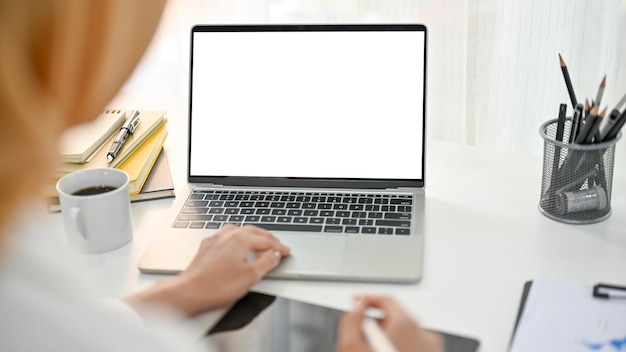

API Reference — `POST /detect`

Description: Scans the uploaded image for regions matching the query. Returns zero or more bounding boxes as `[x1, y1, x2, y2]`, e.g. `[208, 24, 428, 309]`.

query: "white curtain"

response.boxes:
[129, 0, 626, 158]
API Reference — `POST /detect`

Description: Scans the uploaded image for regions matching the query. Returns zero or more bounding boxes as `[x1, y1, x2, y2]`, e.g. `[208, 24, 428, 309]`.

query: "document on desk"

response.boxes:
[510, 277, 626, 352]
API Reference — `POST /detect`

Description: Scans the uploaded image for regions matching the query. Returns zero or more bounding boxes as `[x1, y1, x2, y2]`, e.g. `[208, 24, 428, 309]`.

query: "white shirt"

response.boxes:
[0, 203, 216, 352]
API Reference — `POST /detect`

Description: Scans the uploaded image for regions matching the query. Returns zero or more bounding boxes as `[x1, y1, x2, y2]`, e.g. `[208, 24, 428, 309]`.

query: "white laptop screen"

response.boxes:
[189, 25, 426, 188]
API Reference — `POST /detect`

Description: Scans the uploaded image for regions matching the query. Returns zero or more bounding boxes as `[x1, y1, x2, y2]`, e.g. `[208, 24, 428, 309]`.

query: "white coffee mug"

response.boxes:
[56, 168, 133, 253]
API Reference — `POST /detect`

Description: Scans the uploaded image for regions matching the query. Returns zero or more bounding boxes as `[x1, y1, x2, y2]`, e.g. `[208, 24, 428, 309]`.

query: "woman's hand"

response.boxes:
[124, 224, 290, 316]
[337, 295, 443, 352]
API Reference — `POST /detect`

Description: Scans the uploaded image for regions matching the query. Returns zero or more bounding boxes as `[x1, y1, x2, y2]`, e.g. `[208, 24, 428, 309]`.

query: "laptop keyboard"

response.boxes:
[173, 190, 413, 235]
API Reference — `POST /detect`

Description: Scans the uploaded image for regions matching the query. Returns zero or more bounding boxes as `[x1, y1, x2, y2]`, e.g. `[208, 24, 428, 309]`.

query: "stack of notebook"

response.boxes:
[47, 109, 175, 212]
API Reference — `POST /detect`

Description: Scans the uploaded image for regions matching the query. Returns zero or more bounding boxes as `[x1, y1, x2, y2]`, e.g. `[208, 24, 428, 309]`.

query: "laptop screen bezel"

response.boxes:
[187, 24, 427, 189]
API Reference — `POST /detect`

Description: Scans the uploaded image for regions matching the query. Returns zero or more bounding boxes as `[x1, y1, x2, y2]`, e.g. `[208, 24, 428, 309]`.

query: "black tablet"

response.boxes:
[208, 292, 480, 352]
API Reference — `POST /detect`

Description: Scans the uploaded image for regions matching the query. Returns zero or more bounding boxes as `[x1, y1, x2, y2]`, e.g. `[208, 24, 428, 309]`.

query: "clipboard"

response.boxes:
[509, 277, 626, 352]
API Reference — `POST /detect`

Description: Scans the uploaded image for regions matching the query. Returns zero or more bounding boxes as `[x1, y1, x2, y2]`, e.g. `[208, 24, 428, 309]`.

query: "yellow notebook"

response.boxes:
[120, 123, 168, 195]
[54, 110, 167, 176]
[47, 123, 168, 197]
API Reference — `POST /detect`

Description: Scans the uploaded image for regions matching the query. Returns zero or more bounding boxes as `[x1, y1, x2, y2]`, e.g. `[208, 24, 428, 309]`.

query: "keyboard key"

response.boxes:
[342, 219, 357, 225]
[209, 200, 224, 207]
[255, 202, 270, 207]
[358, 198, 373, 204]
[182, 207, 208, 214]
[244, 223, 323, 232]
[319, 210, 334, 217]
[333, 204, 348, 210]
[245, 215, 261, 222]
[349, 204, 364, 210]
[177, 214, 213, 222]
[396, 228, 411, 235]
[385, 213, 411, 220]
[351, 211, 367, 218]
[336, 211, 350, 217]
[390, 198, 413, 205]
[362, 227, 376, 234]
[173, 221, 190, 228]
[358, 219, 374, 226]
[270, 202, 285, 208]
[189, 222, 205, 229]
[376, 220, 411, 227]
[378, 228, 394, 235]
[261, 216, 277, 222]
[214, 215, 229, 222]
[294, 217, 308, 223]
[277, 217, 292, 223]
[368, 212, 383, 219]
[345, 226, 360, 233]
[325, 218, 341, 224]
[286, 202, 300, 209]
[186, 200, 208, 207]
[303, 210, 318, 216]
[241, 208, 255, 214]
[271, 209, 287, 215]
[208, 208, 224, 214]
[324, 226, 343, 233]
[205, 222, 221, 229]
[224, 208, 240, 214]
[310, 217, 324, 224]
[256, 208, 271, 215]
[229, 215, 245, 222]
[374, 198, 388, 204]
[189, 194, 205, 200]
[287, 209, 303, 216]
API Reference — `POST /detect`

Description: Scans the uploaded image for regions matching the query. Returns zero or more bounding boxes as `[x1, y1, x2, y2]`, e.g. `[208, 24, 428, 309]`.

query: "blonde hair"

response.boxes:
[0, 0, 165, 239]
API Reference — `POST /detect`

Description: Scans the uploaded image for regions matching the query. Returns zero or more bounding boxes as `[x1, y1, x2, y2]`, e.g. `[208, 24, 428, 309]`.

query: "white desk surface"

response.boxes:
[45, 88, 626, 352]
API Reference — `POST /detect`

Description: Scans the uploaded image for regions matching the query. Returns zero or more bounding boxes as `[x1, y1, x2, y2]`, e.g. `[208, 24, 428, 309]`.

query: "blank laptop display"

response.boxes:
[139, 24, 428, 283]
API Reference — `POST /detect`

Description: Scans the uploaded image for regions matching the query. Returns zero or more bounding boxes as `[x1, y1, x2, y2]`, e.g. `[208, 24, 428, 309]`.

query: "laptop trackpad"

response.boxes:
[270, 234, 347, 278]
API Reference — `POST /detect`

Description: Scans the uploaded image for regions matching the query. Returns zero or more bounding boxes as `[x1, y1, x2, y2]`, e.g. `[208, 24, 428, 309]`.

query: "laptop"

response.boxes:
[139, 24, 428, 283]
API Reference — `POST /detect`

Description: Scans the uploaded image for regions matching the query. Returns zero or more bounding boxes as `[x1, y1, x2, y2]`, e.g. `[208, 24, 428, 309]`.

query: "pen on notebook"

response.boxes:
[106, 110, 141, 163]
[362, 318, 397, 352]
[559, 54, 578, 108]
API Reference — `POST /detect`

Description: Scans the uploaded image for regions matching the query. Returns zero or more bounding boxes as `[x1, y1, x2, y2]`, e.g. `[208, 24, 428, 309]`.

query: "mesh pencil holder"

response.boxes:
[539, 118, 620, 224]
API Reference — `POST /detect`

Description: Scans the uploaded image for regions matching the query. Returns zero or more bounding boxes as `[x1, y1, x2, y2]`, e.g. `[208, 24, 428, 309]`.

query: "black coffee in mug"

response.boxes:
[72, 185, 118, 196]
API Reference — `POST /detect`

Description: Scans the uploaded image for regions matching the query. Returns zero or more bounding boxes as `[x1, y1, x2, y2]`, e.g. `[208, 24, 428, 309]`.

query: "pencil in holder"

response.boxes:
[539, 118, 620, 224]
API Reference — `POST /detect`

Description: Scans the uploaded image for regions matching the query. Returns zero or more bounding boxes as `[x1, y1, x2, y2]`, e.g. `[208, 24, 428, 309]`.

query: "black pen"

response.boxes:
[106, 110, 141, 163]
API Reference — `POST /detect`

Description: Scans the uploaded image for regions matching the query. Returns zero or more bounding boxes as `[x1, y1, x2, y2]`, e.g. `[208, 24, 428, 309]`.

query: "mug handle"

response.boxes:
[69, 207, 89, 242]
